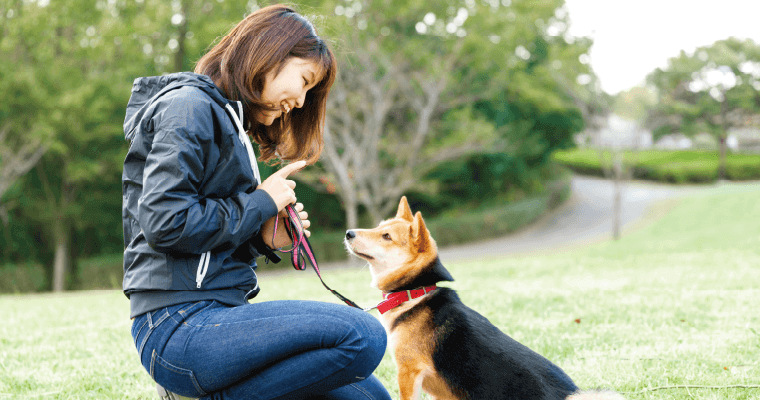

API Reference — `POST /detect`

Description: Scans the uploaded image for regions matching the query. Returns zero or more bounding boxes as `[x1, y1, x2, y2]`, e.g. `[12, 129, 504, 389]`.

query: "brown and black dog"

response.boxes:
[344, 197, 623, 400]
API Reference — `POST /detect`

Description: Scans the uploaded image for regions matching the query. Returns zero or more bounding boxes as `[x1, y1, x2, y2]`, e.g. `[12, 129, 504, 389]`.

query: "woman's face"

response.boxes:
[257, 57, 322, 126]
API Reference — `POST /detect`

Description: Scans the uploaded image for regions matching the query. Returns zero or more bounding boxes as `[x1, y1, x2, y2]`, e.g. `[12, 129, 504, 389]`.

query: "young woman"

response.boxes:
[122, 5, 390, 400]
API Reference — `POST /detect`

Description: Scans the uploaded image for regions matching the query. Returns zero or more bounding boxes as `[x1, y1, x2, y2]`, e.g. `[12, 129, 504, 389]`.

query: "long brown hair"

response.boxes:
[195, 4, 337, 165]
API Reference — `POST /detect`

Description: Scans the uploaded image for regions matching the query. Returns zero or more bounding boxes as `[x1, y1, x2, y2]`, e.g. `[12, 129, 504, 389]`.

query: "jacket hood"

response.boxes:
[123, 72, 229, 141]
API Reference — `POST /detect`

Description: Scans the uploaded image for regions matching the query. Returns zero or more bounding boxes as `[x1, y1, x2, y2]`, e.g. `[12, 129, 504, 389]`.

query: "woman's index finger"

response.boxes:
[272, 160, 307, 178]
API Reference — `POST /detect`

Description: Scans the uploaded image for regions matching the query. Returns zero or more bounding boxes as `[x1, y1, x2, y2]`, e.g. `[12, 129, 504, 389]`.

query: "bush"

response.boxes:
[0, 174, 572, 291]
[0, 262, 48, 293]
[553, 148, 760, 183]
[262, 171, 572, 270]
[73, 253, 125, 290]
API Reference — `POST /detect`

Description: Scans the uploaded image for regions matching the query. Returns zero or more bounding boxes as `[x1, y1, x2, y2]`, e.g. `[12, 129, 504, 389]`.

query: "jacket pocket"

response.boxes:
[167, 252, 210, 290]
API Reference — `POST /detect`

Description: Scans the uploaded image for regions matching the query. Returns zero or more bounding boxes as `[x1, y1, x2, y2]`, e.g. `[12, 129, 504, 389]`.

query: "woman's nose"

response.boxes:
[295, 89, 307, 108]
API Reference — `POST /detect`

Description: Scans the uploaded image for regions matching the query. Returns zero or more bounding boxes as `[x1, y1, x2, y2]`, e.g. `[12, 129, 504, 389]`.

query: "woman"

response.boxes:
[122, 5, 390, 400]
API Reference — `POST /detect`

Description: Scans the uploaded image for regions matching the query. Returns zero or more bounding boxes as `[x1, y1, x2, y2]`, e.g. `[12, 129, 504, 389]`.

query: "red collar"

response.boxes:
[376, 285, 437, 314]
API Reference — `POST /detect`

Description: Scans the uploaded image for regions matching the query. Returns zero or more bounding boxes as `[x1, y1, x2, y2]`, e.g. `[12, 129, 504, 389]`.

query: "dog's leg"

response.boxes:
[397, 362, 425, 400]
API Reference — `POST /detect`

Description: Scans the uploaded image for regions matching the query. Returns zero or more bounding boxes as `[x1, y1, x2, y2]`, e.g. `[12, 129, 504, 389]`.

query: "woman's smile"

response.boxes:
[257, 57, 322, 125]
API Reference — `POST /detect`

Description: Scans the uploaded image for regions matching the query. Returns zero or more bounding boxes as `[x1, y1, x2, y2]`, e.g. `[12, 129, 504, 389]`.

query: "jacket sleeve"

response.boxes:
[137, 95, 278, 254]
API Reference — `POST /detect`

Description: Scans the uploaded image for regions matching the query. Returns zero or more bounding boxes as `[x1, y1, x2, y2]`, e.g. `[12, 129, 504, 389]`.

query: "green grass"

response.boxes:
[553, 148, 760, 183]
[0, 184, 758, 399]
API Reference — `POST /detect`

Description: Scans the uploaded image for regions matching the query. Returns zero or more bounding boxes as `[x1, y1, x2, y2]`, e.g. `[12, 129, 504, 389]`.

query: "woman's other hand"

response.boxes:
[261, 202, 311, 249]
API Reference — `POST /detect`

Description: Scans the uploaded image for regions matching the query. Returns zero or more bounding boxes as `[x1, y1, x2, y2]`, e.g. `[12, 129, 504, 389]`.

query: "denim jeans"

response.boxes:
[131, 300, 391, 400]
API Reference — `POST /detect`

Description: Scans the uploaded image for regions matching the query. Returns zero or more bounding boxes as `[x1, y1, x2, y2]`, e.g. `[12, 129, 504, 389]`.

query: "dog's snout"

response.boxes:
[345, 230, 356, 240]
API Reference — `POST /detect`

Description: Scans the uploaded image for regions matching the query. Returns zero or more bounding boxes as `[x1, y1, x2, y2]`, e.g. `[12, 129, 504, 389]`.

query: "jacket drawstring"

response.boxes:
[195, 102, 261, 290]
[226, 102, 261, 183]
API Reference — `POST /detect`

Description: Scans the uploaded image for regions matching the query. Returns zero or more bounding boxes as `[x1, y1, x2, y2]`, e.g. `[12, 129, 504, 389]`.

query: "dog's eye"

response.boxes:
[382, 233, 392, 241]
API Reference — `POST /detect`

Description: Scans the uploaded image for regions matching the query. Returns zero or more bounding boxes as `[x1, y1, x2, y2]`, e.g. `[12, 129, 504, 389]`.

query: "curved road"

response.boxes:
[264, 176, 758, 274]
[439, 176, 694, 261]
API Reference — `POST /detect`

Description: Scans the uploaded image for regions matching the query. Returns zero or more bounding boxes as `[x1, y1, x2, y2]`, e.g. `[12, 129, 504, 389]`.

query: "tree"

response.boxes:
[300, 0, 596, 228]
[613, 87, 657, 122]
[0, 72, 53, 261]
[646, 37, 760, 179]
[0, 0, 259, 289]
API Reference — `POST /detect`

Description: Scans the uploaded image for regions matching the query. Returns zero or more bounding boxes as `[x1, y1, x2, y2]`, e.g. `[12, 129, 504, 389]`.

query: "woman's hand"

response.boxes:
[260, 202, 311, 249]
[257, 160, 306, 212]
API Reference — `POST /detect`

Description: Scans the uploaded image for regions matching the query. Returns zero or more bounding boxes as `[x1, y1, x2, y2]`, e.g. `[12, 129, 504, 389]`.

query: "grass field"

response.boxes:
[0, 183, 758, 399]
[553, 148, 760, 183]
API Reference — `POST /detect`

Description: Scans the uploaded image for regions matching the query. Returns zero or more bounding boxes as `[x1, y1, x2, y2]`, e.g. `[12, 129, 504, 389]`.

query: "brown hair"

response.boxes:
[195, 4, 337, 165]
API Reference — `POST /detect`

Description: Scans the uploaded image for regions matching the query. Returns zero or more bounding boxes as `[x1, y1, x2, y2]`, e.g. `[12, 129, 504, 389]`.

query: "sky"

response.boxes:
[564, 0, 761, 95]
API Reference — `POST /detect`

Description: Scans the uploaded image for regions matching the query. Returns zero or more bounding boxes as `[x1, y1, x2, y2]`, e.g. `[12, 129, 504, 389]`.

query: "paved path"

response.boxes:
[439, 176, 692, 261]
[262, 176, 758, 275]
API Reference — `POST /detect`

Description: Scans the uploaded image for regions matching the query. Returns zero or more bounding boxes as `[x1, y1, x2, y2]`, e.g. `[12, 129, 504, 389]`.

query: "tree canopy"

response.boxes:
[0, 0, 603, 289]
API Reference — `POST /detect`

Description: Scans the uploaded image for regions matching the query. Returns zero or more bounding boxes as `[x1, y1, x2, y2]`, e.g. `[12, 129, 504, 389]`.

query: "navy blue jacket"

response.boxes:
[122, 72, 278, 318]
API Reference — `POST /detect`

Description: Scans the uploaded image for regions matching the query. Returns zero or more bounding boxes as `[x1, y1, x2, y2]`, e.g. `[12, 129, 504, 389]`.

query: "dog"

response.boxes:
[344, 197, 623, 400]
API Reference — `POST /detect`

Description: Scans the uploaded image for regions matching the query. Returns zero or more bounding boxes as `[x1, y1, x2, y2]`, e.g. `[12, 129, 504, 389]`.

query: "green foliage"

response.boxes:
[0, 262, 47, 293]
[0, 173, 571, 290]
[613, 87, 657, 121]
[0, 0, 600, 289]
[553, 148, 761, 183]
[424, 182, 569, 247]
[646, 37, 760, 140]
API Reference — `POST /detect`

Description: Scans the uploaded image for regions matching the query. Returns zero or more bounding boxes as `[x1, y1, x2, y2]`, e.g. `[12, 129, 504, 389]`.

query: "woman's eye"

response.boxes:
[382, 233, 392, 241]
[303, 77, 309, 86]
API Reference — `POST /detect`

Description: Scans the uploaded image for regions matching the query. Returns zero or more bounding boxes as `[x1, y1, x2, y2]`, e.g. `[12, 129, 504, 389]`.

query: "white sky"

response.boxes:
[564, 0, 761, 94]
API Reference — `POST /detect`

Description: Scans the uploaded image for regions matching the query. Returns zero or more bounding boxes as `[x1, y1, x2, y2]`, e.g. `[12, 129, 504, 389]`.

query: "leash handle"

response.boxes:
[273, 204, 372, 310]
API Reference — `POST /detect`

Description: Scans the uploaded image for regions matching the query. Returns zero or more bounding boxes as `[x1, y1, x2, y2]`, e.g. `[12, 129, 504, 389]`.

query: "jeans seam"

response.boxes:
[271, 319, 367, 399]
[177, 300, 212, 316]
[176, 301, 217, 327]
[349, 382, 375, 400]
[150, 349, 156, 379]
[150, 309, 171, 329]
[133, 318, 148, 348]
[139, 309, 170, 357]
[153, 352, 208, 396]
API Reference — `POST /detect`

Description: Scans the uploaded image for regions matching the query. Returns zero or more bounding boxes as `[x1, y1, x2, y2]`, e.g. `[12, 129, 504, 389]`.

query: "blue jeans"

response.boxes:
[131, 300, 391, 400]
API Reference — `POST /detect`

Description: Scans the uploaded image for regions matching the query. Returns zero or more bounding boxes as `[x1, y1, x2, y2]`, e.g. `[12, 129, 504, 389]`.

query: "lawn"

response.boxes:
[553, 148, 760, 183]
[0, 183, 758, 399]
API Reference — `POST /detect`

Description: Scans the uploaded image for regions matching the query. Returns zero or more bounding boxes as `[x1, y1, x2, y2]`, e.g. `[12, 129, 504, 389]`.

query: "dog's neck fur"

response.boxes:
[381, 256, 454, 294]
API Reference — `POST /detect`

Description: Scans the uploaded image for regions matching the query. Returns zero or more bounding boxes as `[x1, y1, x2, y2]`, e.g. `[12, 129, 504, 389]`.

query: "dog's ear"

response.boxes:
[396, 196, 414, 221]
[412, 211, 432, 253]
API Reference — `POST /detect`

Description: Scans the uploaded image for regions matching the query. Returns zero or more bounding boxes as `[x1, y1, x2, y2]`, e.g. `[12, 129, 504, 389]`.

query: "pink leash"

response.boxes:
[273, 204, 372, 310]
[272, 204, 437, 314]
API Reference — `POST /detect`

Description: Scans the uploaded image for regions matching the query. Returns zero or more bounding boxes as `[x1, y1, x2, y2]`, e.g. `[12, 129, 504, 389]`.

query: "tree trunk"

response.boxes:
[173, 0, 188, 72]
[718, 135, 727, 181]
[52, 217, 69, 292]
[612, 150, 622, 241]
[343, 198, 360, 263]
[344, 199, 358, 233]
[0, 205, 11, 263]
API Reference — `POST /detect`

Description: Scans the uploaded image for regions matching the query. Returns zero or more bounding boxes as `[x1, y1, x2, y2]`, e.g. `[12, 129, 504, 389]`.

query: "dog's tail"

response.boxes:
[567, 390, 626, 400]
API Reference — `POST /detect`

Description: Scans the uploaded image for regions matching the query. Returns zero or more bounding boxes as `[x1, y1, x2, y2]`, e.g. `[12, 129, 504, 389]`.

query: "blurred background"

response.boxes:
[0, 0, 758, 293]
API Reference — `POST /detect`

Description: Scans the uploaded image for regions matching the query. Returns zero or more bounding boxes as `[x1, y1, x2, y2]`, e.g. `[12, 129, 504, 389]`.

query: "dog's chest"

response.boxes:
[380, 298, 461, 400]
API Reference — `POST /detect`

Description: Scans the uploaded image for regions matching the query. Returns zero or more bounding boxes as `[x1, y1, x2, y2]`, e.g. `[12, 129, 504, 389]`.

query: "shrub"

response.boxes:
[0, 262, 48, 293]
[1, 175, 572, 291]
[553, 148, 760, 183]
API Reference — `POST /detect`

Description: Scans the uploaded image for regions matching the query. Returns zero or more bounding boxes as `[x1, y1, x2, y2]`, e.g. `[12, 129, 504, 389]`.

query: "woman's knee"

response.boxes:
[342, 308, 387, 372]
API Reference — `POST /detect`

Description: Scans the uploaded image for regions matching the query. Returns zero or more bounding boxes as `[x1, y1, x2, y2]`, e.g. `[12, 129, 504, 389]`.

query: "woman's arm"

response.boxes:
[138, 100, 278, 254]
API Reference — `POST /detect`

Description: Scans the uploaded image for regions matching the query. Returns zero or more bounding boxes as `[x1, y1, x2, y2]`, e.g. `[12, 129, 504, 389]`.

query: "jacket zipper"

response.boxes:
[196, 251, 211, 288]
